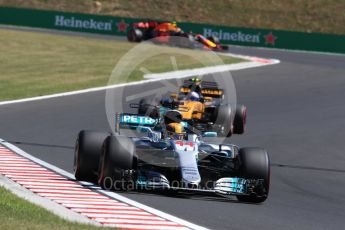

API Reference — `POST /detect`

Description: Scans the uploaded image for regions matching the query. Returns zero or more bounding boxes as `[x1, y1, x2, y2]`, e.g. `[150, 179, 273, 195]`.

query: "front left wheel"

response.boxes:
[74, 130, 109, 182]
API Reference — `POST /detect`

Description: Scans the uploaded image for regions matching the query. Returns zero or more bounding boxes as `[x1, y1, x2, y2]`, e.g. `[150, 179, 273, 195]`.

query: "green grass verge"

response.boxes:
[0, 186, 108, 230]
[0, 28, 243, 101]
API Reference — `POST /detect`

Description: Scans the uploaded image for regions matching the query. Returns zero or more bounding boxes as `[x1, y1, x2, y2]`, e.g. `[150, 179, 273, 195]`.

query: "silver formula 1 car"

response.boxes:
[73, 112, 270, 203]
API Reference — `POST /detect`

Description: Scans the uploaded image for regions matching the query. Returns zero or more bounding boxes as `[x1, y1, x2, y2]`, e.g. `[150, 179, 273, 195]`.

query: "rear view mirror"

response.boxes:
[137, 126, 151, 133]
[130, 103, 139, 108]
[203, 132, 217, 137]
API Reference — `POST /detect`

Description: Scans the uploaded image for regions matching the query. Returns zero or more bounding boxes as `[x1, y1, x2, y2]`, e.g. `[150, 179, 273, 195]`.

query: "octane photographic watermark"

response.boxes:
[100, 176, 220, 191]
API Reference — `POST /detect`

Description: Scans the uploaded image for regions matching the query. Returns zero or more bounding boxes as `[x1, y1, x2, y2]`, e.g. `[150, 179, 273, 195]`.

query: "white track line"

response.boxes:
[0, 54, 279, 106]
[143, 59, 278, 79]
[2, 172, 63, 177]
[86, 214, 164, 220]
[72, 208, 147, 214]
[0, 138, 209, 230]
[105, 224, 189, 230]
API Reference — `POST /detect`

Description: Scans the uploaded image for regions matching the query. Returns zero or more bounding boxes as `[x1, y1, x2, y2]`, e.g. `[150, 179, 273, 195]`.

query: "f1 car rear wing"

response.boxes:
[179, 87, 224, 98]
[182, 79, 219, 89]
[178, 81, 223, 98]
[179, 80, 224, 98]
[115, 113, 158, 134]
[131, 21, 159, 29]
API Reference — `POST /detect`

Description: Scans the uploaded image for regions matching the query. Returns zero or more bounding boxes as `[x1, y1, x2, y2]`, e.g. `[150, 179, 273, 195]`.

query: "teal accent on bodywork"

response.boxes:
[216, 177, 247, 194]
[181, 121, 188, 127]
[136, 175, 147, 186]
[120, 114, 157, 126]
[227, 178, 246, 193]
[203, 132, 217, 137]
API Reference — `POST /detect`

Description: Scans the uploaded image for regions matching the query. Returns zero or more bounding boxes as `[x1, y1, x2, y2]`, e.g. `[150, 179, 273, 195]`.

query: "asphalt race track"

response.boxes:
[1, 39, 345, 229]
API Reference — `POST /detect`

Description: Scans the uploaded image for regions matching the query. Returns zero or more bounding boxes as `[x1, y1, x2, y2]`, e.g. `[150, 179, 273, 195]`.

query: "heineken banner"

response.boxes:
[1, 6, 344, 54]
[0, 7, 135, 35]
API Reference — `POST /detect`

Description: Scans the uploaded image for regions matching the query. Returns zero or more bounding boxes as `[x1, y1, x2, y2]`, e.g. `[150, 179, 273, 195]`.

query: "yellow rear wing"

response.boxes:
[179, 87, 224, 97]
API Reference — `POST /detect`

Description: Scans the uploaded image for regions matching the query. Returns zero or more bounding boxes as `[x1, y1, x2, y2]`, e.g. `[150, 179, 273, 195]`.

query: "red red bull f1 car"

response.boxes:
[127, 21, 229, 51]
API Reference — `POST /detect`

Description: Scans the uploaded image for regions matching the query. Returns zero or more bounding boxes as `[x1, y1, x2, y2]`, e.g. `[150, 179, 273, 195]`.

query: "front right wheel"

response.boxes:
[127, 28, 143, 42]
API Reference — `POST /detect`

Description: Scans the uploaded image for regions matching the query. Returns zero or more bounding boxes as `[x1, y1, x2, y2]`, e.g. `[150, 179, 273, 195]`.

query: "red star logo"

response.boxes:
[264, 32, 277, 45]
[116, 20, 129, 32]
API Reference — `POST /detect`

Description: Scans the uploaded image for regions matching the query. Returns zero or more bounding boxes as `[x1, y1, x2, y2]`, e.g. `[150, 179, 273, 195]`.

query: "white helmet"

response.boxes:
[190, 91, 200, 101]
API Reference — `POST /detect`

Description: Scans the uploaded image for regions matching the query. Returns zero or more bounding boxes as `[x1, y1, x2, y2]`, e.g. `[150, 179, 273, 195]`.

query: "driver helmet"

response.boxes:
[190, 91, 200, 101]
[167, 123, 185, 140]
[163, 110, 185, 140]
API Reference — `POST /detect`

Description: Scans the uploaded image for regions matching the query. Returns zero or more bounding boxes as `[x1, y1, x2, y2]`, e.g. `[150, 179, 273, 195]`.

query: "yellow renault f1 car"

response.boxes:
[137, 79, 246, 137]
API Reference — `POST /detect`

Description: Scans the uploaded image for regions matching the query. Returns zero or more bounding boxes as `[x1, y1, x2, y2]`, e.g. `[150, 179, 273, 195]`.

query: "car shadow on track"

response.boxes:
[8, 140, 73, 150]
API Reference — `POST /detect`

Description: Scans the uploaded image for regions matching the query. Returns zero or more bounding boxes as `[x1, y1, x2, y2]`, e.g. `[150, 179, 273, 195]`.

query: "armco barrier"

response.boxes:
[1, 6, 344, 54]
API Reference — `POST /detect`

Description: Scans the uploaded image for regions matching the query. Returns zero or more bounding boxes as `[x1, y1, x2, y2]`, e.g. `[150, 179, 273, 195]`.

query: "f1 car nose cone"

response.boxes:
[186, 182, 199, 189]
[181, 167, 201, 186]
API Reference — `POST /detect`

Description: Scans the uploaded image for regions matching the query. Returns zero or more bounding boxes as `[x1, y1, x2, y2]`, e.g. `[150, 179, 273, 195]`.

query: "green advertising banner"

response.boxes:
[0, 7, 136, 35]
[1, 6, 344, 54]
[180, 22, 345, 54]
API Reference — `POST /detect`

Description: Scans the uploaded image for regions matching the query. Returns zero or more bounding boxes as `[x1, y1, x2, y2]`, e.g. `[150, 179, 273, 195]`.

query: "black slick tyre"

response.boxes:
[127, 28, 143, 42]
[98, 135, 135, 190]
[233, 105, 247, 134]
[236, 147, 270, 203]
[74, 130, 109, 182]
[216, 104, 233, 137]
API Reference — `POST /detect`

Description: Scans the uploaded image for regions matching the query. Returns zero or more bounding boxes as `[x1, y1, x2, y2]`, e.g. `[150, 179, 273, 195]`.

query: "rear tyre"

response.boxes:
[127, 28, 143, 42]
[236, 147, 270, 203]
[98, 135, 135, 190]
[215, 105, 233, 137]
[74, 130, 109, 182]
[233, 105, 247, 134]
